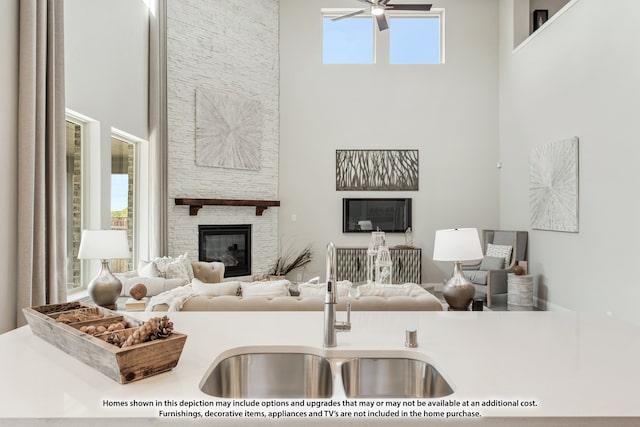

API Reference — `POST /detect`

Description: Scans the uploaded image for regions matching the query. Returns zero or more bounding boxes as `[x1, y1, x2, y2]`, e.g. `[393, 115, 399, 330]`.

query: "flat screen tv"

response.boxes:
[342, 198, 412, 233]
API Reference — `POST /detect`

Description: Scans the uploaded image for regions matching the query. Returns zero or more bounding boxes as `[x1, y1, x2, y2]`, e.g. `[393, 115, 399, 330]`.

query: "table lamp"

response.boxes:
[433, 228, 483, 311]
[78, 230, 130, 308]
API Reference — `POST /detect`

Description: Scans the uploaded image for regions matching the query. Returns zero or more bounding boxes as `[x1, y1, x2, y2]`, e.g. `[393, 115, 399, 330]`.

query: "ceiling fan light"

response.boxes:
[371, 5, 385, 16]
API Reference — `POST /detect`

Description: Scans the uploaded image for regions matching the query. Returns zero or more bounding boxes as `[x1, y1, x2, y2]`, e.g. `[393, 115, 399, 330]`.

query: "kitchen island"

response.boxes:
[1, 310, 639, 426]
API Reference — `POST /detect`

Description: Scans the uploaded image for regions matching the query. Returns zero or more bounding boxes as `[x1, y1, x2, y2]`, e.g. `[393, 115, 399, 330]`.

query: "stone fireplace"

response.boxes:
[198, 224, 251, 278]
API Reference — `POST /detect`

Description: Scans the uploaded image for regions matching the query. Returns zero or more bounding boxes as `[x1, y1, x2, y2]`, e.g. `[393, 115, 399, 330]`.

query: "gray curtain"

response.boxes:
[149, 0, 168, 257]
[17, 0, 67, 325]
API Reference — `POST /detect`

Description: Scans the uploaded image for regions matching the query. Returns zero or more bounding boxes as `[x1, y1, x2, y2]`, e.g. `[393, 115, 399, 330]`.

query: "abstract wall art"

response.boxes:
[195, 87, 262, 171]
[336, 149, 419, 191]
[529, 137, 579, 232]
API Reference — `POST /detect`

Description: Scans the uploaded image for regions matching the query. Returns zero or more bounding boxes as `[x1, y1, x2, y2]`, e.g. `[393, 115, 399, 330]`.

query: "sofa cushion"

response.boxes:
[465, 270, 488, 285]
[298, 281, 352, 297]
[357, 283, 414, 297]
[240, 280, 291, 297]
[162, 292, 443, 311]
[479, 255, 504, 271]
[191, 261, 225, 283]
[192, 278, 240, 296]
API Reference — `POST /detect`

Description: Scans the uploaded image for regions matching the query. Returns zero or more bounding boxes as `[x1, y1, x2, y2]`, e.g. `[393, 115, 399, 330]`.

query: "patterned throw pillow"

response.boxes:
[485, 244, 513, 268]
[152, 255, 192, 282]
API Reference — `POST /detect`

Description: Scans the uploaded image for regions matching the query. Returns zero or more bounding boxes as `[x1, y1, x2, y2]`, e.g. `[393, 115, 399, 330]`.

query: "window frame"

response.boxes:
[388, 10, 445, 65]
[321, 8, 445, 65]
[321, 10, 377, 64]
[65, 109, 99, 294]
[111, 127, 149, 272]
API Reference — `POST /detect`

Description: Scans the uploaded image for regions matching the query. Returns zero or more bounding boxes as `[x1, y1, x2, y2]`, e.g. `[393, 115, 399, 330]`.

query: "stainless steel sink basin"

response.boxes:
[200, 348, 454, 399]
[200, 352, 333, 398]
[341, 357, 454, 398]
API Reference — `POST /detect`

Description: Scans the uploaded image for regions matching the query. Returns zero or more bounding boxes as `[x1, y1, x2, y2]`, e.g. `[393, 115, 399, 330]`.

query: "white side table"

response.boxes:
[507, 273, 534, 311]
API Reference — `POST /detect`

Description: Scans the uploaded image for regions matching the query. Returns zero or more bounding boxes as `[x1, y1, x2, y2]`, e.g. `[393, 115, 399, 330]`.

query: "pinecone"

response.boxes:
[106, 332, 124, 347]
[155, 315, 174, 339]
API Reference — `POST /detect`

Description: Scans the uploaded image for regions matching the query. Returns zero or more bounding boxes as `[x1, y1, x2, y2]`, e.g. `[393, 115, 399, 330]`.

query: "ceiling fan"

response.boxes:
[332, 0, 433, 31]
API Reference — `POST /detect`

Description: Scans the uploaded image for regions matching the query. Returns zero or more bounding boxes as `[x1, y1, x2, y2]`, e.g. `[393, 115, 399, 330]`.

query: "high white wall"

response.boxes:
[499, 0, 640, 323]
[0, 0, 19, 334]
[280, 0, 500, 282]
[166, 0, 280, 276]
[65, 0, 149, 230]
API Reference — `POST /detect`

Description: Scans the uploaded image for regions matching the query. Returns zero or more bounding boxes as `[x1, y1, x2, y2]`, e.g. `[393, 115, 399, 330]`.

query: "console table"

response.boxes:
[336, 247, 421, 284]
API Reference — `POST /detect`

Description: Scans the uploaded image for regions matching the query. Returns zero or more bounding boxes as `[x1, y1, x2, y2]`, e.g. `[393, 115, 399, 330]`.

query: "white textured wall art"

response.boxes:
[529, 137, 579, 232]
[195, 87, 262, 170]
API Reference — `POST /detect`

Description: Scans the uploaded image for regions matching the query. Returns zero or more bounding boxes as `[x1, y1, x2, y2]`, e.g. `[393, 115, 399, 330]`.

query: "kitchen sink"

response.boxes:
[200, 348, 453, 399]
[340, 357, 454, 398]
[199, 352, 333, 398]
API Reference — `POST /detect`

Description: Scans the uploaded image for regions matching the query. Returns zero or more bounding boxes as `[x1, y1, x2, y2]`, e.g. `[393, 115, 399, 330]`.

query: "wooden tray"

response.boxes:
[22, 302, 187, 384]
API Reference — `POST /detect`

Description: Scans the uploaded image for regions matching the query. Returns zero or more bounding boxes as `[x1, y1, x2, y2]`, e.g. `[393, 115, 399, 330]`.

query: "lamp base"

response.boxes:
[88, 260, 123, 307]
[443, 261, 475, 311]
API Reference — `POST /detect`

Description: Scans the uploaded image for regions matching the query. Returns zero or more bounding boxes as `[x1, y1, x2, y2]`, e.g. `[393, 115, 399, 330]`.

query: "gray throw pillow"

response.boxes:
[479, 255, 504, 271]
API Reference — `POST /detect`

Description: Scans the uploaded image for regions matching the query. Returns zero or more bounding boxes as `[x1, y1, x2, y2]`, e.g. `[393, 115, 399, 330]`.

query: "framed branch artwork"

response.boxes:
[336, 149, 419, 191]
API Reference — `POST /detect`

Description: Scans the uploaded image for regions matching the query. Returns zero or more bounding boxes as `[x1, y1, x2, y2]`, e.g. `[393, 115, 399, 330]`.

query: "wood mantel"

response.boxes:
[175, 198, 280, 216]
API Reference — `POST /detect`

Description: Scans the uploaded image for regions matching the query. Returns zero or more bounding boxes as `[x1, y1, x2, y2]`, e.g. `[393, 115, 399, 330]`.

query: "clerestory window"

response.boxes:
[322, 9, 444, 65]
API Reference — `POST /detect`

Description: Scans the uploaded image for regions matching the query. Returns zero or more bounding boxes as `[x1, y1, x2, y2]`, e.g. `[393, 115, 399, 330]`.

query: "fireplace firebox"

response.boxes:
[198, 225, 251, 278]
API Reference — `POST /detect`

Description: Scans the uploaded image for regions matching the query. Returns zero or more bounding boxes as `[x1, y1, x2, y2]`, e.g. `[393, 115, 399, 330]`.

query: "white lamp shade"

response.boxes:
[77, 230, 130, 260]
[433, 228, 483, 262]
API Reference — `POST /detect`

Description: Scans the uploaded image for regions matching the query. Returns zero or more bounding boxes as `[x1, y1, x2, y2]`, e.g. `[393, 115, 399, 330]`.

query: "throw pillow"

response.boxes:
[479, 255, 505, 271]
[298, 280, 352, 298]
[114, 270, 140, 296]
[177, 253, 194, 281]
[356, 283, 413, 297]
[163, 258, 191, 281]
[151, 255, 192, 282]
[192, 278, 240, 296]
[191, 261, 225, 283]
[121, 276, 188, 297]
[486, 243, 513, 267]
[138, 260, 161, 278]
[240, 280, 291, 297]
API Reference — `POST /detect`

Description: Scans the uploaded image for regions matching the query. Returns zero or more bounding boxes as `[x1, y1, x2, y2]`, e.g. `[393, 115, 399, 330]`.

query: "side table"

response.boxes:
[507, 273, 534, 311]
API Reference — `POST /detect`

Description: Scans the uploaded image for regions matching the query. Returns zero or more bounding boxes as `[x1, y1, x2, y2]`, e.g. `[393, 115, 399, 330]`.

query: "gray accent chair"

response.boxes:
[463, 230, 528, 307]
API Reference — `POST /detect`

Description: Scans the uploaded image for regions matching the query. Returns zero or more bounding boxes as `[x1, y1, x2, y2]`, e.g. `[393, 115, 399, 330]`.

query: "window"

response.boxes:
[389, 16, 441, 64]
[65, 110, 149, 296]
[65, 119, 83, 291]
[322, 9, 444, 65]
[322, 16, 374, 64]
[110, 135, 135, 273]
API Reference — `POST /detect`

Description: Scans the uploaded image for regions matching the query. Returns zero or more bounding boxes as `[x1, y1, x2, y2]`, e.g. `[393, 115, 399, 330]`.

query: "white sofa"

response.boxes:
[149, 282, 443, 312]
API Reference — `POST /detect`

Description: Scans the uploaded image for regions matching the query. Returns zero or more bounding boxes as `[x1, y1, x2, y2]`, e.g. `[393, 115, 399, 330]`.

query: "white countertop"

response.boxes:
[1, 310, 639, 423]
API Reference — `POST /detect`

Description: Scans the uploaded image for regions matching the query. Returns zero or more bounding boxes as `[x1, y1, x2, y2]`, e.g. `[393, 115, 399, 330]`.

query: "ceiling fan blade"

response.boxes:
[386, 4, 432, 11]
[332, 8, 368, 21]
[380, 0, 391, 4]
[375, 13, 389, 31]
[356, 0, 375, 4]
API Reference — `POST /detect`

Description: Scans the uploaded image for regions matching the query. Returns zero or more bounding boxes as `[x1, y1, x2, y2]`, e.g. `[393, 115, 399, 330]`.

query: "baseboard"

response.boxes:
[535, 297, 571, 312]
